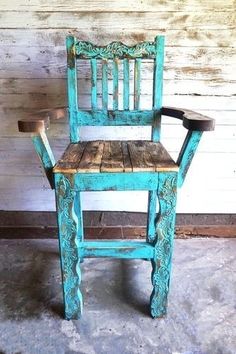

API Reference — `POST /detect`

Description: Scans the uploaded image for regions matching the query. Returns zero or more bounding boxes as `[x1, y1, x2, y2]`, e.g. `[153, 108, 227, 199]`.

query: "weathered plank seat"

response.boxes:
[18, 36, 214, 320]
[53, 141, 178, 173]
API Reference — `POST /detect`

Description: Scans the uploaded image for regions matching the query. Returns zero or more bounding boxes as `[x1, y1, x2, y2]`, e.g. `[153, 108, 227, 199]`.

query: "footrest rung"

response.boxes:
[80, 241, 154, 259]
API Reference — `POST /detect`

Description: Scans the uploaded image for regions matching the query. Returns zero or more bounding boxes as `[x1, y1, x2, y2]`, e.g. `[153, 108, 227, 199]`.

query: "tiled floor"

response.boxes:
[0, 239, 235, 354]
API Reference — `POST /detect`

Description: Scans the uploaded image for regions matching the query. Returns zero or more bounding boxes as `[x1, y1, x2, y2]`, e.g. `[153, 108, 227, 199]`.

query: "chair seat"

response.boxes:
[53, 140, 178, 173]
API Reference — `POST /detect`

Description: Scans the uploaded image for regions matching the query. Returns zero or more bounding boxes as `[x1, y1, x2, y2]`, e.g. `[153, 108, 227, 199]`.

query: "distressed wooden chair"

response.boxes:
[18, 36, 214, 320]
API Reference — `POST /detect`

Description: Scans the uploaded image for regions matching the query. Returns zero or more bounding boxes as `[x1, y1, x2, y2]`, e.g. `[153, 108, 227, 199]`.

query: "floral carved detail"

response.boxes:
[150, 172, 177, 318]
[75, 40, 156, 59]
[56, 174, 83, 319]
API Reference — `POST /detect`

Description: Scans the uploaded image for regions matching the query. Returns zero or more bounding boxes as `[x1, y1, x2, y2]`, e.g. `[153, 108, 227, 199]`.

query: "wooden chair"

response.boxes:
[18, 36, 215, 320]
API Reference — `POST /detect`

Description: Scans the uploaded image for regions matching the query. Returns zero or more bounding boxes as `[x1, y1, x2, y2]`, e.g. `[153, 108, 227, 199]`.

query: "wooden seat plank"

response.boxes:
[54, 140, 178, 174]
[121, 142, 132, 172]
[143, 142, 178, 172]
[128, 141, 156, 172]
[53, 143, 86, 173]
[77, 141, 104, 173]
[101, 141, 124, 172]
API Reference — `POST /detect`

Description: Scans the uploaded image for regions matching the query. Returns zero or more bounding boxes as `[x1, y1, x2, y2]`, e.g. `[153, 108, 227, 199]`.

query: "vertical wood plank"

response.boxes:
[113, 58, 119, 110]
[123, 58, 130, 110]
[78, 141, 104, 172]
[121, 142, 132, 172]
[66, 36, 79, 142]
[101, 141, 124, 172]
[102, 60, 108, 110]
[152, 36, 165, 142]
[91, 58, 97, 110]
[134, 58, 141, 110]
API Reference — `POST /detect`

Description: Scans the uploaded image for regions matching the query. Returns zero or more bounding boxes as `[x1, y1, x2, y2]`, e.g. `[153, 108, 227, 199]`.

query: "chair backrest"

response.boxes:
[66, 35, 164, 143]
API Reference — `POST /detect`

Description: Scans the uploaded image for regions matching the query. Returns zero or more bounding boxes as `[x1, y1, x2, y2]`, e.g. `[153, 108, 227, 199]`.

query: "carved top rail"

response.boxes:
[75, 40, 157, 59]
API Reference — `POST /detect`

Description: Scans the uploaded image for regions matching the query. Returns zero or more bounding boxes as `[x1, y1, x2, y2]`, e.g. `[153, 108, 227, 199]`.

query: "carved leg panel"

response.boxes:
[150, 172, 177, 318]
[55, 173, 83, 320]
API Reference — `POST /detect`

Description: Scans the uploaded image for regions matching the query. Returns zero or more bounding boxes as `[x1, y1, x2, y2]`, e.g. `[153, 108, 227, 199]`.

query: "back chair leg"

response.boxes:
[55, 173, 83, 320]
[150, 172, 177, 318]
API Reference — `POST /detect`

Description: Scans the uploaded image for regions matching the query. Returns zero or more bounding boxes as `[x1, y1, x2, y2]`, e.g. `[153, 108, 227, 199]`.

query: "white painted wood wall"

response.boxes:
[0, 0, 235, 213]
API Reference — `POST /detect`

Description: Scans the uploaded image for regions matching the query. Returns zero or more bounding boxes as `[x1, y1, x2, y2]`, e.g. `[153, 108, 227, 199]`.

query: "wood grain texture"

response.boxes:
[54, 140, 178, 173]
[161, 107, 215, 131]
[77, 141, 104, 172]
[18, 107, 67, 133]
[121, 141, 132, 172]
[101, 141, 124, 172]
[1, 0, 235, 12]
[0, 12, 234, 30]
[1, 29, 235, 48]
[53, 143, 86, 173]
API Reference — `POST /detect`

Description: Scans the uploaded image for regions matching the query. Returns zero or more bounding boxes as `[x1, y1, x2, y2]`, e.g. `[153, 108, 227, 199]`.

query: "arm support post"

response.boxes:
[18, 107, 67, 189]
[177, 130, 203, 187]
[32, 132, 55, 189]
[161, 106, 215, 188]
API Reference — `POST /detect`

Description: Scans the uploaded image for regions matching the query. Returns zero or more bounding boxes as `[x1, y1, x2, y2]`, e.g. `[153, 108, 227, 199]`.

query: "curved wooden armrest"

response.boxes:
[161, 106, 215, 131]
[18, 107, 68, 133]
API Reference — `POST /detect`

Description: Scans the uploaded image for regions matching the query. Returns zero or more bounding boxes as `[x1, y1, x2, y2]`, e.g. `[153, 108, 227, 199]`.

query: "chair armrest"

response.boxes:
[18, 107, 68, 133]
[161, 106, 215, 187]
[18, 107, 67, 189]
[161, 106, 215, 131]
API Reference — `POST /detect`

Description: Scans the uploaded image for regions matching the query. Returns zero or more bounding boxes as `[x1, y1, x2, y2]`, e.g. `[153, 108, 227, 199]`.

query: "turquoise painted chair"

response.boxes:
[18, 36, 214, 320]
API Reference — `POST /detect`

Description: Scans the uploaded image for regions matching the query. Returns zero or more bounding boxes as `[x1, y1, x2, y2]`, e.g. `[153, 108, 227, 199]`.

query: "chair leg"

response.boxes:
[147, 190, 158, 243]
[150, 172, 177, 318]
[55, 173, 83, 320]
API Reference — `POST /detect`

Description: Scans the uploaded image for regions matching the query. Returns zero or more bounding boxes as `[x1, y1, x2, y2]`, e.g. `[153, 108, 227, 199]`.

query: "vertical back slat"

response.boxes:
[134, 58, 141, 110]
[91, 59, 97, 110]
[102, 60, 108, 110]
[123, 58, 130, 110]
[113, 59, 119, 110]
[152, 36, 165, 142]
[66, 36, 79, 142]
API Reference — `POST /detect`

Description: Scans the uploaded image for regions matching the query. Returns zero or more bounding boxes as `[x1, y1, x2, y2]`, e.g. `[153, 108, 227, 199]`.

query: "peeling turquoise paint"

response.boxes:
[77, 110, 155, 126]
[152, 36, 164, 142]
[55, 173, 83, 319]
[81, 241, 154, 259]
[52, 36, 204, 320]
[66, 36, 79, 142]
[150, 172, 177, 318]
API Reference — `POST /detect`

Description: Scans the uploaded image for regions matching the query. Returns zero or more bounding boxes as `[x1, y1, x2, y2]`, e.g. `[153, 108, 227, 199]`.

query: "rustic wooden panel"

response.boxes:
[0, 12, 234, 30]
[1, 47, 235, 67]
[1, 78, 235, 97]
[1, 187, 236, 213]
[1, 63, 234, 82]
[1, 29, 235, 48]
[1, 93, 234, 111]
[0, 0, 235, 12]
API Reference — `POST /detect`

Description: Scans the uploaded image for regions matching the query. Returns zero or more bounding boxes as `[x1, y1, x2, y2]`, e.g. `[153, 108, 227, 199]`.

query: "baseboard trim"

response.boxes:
[0, 225, 235, 239]
[0, 211, 235, 239]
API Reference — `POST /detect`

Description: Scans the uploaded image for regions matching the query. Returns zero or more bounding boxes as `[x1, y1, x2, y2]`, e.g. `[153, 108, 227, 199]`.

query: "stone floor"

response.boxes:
[0, 238, 235, 354]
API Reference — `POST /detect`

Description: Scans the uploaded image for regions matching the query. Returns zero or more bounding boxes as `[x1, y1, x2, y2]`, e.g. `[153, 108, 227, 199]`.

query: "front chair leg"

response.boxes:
[55, 173, 83, 320]
[150, 172, 177, 318]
